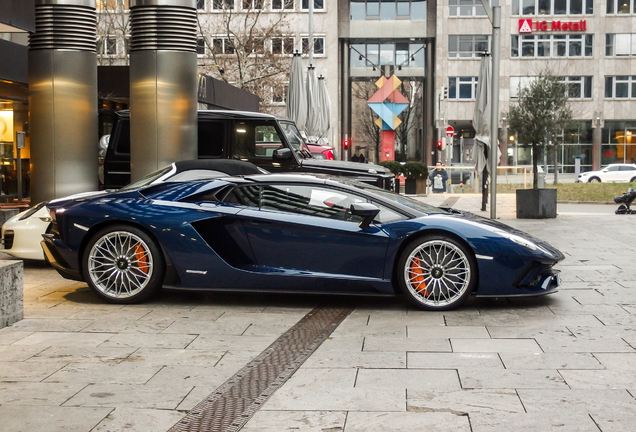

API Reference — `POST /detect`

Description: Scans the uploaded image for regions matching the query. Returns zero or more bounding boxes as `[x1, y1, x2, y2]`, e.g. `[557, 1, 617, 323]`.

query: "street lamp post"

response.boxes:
[480, 0, 501, 219]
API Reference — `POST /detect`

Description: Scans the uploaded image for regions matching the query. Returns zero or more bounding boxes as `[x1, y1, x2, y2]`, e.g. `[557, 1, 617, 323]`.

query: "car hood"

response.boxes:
[300, 159, 394, 178]
[441, 207, 564, 259]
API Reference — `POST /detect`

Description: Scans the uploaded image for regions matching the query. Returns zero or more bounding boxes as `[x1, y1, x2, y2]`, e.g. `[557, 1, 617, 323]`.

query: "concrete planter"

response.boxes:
[0, 260, 23, 329]
[404, 178, 427, 195]
[516, 188, 557, 219]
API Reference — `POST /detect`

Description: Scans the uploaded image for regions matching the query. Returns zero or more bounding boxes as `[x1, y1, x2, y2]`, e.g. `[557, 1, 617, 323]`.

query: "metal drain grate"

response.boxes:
[168, 305, 353, 432]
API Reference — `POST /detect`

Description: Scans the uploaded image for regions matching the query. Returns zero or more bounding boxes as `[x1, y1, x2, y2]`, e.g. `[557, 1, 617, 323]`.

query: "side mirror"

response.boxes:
[273, 147, 293, 161]
[350, 202, 380, 229]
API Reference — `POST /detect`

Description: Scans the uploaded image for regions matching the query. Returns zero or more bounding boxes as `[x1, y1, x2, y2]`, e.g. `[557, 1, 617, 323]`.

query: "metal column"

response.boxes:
[129, 0, 198, 182]
[29, 0, 98, 204]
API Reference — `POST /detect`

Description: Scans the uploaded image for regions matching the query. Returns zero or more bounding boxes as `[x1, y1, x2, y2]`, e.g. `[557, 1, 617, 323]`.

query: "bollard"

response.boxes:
[460, 180, 464, 193]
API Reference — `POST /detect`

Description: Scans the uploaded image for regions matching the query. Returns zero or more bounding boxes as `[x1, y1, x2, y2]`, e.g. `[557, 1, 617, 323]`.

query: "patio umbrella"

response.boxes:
[286, 52, 307, 131]
[471, 54, 491, 210]
[304, 65, 321, 140]
[316, 75, 331, 142]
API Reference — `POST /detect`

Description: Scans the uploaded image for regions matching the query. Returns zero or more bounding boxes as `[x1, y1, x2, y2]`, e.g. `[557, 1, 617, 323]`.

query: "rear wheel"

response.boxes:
[82, 225, 164, 304]
[588, 177, 601, 183]
[397, 234, 476, 311]
[630, 177, 636, 183]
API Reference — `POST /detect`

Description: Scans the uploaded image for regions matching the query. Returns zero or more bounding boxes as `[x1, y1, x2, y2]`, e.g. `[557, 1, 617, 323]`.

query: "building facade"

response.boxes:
[338, 0, 636, 172]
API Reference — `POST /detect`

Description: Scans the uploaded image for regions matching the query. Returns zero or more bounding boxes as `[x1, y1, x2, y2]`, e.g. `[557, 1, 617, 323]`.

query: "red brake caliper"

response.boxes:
[409, 257, 428, 296]
[135, 244, 149, 274]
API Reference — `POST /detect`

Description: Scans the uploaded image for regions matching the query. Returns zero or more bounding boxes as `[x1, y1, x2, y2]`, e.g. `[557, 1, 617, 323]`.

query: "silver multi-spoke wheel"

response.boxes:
[83, 226, 164, 303]
[398, 236, 475, 310]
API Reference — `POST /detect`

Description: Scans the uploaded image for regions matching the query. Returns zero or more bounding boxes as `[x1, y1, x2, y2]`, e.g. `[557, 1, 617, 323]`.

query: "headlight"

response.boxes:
[508, 234, 553, 257]
[508, 234, 538, 250]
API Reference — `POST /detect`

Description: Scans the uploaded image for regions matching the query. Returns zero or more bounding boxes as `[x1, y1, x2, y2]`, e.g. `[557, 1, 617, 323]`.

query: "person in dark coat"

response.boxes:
[429, 163, 448, 193]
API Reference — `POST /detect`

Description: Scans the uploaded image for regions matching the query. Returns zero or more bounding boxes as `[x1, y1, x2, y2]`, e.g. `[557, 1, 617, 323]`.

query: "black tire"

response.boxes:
[397, 234, 476, 311]
[82, 224, 165, 304]
[630, 177, 636, 183]
[588, 177, 601, 183]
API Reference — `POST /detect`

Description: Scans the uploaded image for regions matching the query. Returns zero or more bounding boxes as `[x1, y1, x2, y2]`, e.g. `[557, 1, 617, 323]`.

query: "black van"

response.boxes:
[103, 110, 395, 190]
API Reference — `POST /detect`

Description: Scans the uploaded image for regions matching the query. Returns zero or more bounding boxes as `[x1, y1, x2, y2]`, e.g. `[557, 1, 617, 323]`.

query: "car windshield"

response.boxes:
[121, 165, 174, 190]
[280, 121, 313, 159]
[340, 178, 447, 215]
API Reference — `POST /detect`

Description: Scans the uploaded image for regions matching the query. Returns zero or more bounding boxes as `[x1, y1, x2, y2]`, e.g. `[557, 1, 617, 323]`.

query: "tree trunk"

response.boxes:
[532, 142, 539, 189]
[553, 145, 559, 185]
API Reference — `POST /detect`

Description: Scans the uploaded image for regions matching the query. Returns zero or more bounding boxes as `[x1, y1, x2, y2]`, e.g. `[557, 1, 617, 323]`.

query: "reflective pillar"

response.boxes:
[29, 0, 98, 204]
[129, 0, 198, 181]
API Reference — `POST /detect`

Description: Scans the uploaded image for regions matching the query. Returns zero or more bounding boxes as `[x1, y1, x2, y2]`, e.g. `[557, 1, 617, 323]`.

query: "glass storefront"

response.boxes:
[601, 121, 636, 165]
[0, 99, 29, 201]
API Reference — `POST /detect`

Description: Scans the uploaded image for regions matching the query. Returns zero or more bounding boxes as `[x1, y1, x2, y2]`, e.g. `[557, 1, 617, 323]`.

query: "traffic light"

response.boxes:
[343, 139, 350, 151]
[443, 86, 448, 99]
[436, 140, 444, 151]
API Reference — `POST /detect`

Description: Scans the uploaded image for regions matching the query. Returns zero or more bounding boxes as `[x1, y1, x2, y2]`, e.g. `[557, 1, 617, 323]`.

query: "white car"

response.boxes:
[1, 159, 266, 260]
[576, 163, 636, 183]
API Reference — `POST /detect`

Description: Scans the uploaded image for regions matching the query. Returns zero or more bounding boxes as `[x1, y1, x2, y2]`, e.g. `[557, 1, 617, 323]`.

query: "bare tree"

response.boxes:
[96, 0, 130, 66]
[197, 4, 293, 113]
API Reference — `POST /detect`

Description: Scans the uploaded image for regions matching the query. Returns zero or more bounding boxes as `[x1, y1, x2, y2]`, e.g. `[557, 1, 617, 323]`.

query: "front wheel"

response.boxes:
[397, 234, 476, 311]
[82, 225, 165, 304]
[588, 177, 601, 183]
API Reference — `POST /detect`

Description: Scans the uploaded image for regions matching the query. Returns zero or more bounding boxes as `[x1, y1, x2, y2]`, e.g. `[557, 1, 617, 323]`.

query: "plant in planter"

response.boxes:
[402, 161, 429, 195]
[377, 161, 403, 177]
[506, 71, 573, 218]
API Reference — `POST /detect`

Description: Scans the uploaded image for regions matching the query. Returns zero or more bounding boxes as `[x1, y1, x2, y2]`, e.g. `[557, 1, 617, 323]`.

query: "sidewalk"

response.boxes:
[1, 194, 636, 431]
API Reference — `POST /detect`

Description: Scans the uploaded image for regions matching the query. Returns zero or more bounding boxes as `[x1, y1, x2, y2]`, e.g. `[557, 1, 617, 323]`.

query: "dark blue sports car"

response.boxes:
[41, 171, 564, 311]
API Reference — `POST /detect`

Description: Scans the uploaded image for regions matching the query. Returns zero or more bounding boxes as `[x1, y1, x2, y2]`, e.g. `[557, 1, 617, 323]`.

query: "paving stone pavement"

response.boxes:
[1, 193, 635, 432]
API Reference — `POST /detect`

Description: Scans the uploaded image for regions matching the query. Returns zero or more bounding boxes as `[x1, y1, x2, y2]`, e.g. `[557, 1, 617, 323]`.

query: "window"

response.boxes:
[234, 122, 283, 159]
[449, 0, 488, 17]
[606, 34, 636, 56]
[605, 76, 636, 98]
[560, 76, 593, 98]
[272, 37, 294, 55]
[98, 36, 117, 56]
[271, 85, 286, 104]
[448, 35, 490, 58]
[301, 0, 324, 9]
[351, 0, 425, 20]
[448, 77, 479, 99]
[197, 0, 206, 9]
[510, 76, 592, 98]
[261, 185, 365, 223]
[302, 36, 325, 56]
[242, 0, 263, 9]
[212, 37, 235, 54]
[512, 0, 593, 15]
[212, 0, 234, 8]
[606, 0, 636, 13]
[350, 43, 425, 68]
[198, 121, 226, 157]
[96, 0, 129, 10]
[272, 0, 294, 9]
[511, 34, 593, 58]
[196, 38, 206, 55]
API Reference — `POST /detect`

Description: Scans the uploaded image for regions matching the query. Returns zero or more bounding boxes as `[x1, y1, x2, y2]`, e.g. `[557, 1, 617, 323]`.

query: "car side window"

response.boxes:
[260, 184, 365, 223]
[198, 120, 225, 157]
[222, 185, 260, 207]
[233, 121, 283, 160]
[619, 166, 635, 171]
[608, 166, 619, 172]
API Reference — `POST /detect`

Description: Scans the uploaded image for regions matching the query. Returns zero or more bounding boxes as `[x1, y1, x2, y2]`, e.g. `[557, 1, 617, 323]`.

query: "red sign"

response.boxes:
[518, 19, 587, 33]
[445, 126, 454, 137]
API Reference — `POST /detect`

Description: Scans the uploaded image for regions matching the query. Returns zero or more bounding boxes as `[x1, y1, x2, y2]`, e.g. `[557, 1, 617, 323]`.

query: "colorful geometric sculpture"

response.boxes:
[366, 75, 410, 161]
